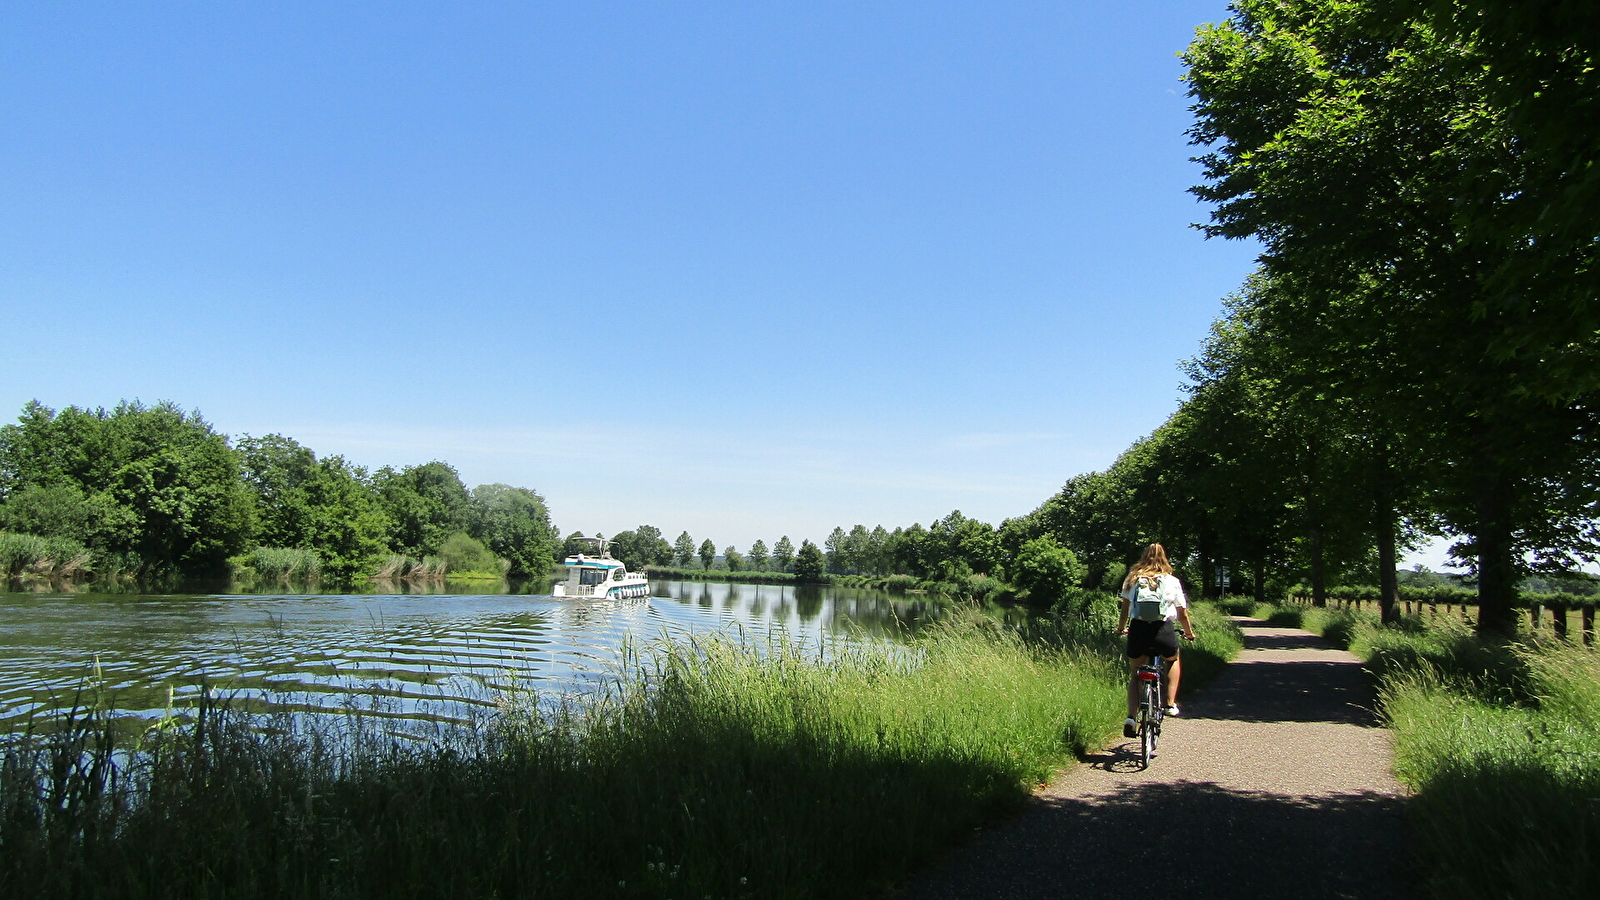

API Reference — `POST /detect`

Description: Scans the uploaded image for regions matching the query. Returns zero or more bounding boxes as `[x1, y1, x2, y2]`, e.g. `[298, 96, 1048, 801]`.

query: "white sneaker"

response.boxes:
[1164, 705, 1180, 717]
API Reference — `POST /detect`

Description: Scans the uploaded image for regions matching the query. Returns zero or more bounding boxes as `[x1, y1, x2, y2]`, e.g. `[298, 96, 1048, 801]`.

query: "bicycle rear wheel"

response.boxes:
[1139, 684, 1157, 768]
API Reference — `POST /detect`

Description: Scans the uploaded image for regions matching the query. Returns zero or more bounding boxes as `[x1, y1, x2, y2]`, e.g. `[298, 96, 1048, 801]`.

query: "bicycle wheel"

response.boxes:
[1139, 684, 1156, 768]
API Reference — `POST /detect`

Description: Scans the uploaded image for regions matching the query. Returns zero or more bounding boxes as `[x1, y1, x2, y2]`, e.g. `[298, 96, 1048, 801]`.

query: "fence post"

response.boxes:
[1530, 604, 1541, 630]
[1583, 607, 1595, 647]
[1553, 606, 1568, 640]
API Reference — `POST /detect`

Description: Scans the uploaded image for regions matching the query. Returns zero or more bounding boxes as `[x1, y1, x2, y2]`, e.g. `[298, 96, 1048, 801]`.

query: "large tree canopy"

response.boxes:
[1183, 0, 1600, 635]
[0, 401, 253, 571]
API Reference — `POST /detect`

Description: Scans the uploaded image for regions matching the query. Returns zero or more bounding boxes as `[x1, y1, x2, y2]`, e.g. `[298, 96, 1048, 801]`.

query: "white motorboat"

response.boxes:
[552, 538, 650, 599]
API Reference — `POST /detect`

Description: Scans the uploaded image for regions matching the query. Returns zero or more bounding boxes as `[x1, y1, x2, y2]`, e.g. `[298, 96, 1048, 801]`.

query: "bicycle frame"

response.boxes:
[1135, 662, 1163, 768]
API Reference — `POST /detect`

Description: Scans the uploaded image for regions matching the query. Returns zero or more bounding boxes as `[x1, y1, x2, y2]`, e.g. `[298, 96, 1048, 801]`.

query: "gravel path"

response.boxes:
[886, 618, 1414, 899]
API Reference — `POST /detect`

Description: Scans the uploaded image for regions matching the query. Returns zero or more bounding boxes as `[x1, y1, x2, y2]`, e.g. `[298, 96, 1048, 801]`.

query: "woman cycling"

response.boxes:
[1117, 542, 1195, 738]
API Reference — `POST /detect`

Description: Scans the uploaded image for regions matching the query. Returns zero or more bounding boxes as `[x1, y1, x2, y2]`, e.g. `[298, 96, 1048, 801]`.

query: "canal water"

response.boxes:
[0, 579, 943, 734]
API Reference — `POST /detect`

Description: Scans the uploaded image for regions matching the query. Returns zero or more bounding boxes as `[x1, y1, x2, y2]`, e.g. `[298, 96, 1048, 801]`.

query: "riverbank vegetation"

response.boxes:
[0, 401, 560, 586]
[0, 608, 1242, 899]
[1250, 601, 1600, 899]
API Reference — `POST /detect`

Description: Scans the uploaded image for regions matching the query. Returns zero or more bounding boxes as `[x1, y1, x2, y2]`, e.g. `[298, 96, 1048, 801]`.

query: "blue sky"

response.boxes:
[2, 1, 1374, 559]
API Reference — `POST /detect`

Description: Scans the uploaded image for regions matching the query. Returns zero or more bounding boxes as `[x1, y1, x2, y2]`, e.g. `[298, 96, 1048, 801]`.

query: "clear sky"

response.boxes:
[3, 1, 1349, 559]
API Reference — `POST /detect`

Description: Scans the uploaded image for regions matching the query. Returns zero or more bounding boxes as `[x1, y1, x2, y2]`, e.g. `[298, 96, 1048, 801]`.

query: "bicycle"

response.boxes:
[1134, 662, 1164, 768]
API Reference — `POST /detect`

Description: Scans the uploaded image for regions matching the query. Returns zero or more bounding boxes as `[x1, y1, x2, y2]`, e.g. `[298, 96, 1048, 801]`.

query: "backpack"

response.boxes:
[1130, 574, 1168, 622]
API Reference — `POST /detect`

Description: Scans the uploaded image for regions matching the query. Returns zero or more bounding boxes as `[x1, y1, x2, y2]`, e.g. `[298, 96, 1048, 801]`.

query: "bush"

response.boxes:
[438, 532, 501, 575]
[1011, 535, 1086, 606]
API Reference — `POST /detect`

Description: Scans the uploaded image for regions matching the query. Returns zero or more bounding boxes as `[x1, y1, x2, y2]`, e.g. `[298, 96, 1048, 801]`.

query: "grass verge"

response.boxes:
[1269, 604, 1600, 899]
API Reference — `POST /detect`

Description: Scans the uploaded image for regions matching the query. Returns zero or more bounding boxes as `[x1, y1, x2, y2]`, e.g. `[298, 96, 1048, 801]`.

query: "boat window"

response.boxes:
[580, 568, 606, 586]
[612, 568, 626, 581]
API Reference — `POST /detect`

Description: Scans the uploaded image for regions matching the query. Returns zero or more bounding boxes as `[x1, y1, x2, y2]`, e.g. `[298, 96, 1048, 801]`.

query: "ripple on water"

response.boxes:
[0, 586, 925, 734]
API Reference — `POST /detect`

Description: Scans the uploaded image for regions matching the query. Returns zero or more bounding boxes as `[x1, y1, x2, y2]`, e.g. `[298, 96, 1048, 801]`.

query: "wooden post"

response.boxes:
[1530, 604, 1541, 630]
[1583, 607, 1595, 647]
[1553, 606, 1568, 640]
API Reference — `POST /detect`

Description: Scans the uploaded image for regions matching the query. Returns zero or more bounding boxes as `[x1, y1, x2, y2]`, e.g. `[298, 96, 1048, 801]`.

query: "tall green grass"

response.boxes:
[231, 545, 324, 581]
[1263, 604, 1600, 898]
[0, 614, 1129, 900]
[0, 531, 94, 578]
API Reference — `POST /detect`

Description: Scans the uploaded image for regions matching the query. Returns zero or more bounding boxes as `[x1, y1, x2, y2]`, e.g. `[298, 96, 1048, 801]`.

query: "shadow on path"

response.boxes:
[1189, 659, 1381, 726]
[890, 781, 1410, 900]
[885, 618, 1411, 900]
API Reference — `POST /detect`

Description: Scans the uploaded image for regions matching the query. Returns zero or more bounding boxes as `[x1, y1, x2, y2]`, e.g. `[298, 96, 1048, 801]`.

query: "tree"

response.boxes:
[697, 538, 716, 571]
[748, 539, 769, 571]
[673, 531, 696, 567]
[723, 545, 742, 571]
[1012, 535, 1087, 607]
[0, 401, 254, 572]
[0, 483, 101, 544]
[865, 525, 890, 575]
[1184, 0, 1600, 634]
[296, 455, 391, 578]
[609, 525, 672, 572]
[373, 461, 472, 558]
[824, 526, 848, 574]
[793, 539, 826, 582]
[237, 434, 320, 549]
[470, 484, 558, 577]
[772, 535, 795, 572]
[562, 531, 593, 559]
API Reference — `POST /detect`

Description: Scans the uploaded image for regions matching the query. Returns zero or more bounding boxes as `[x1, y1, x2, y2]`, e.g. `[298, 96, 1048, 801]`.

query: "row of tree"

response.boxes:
[591, 512, 999, 579]
[584, 510, 1091, 603]
[0, 401, 561, 579]
[999, 0, 1599, 636]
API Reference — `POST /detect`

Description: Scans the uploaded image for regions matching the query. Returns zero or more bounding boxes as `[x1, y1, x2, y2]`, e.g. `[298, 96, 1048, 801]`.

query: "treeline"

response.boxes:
[994, 0, 1600, 637]
[0, 401, 560, 582]
[596, 510, 1096, 608]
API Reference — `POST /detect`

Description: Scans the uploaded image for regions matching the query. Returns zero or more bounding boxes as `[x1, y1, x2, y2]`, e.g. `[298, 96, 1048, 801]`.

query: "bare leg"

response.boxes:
[1165, 654, 1182, 707]
[1127, 655, 1149, 719]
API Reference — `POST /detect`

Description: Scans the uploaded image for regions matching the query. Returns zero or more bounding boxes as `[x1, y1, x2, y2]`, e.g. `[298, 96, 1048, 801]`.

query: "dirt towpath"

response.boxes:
[887, 618, 1414, 900]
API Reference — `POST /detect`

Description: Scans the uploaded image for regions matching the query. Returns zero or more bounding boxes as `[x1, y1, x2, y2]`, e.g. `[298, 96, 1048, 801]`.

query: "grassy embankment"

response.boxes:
[1, 604, 1240, 900]
[1240, 600, 1600, 899]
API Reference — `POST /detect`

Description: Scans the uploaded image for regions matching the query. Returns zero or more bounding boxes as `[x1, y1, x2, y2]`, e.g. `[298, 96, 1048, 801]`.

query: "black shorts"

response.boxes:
[1126, 619, 1179, 660]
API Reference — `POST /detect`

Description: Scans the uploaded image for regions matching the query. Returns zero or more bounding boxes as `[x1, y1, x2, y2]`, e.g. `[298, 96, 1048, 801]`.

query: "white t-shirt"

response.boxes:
[1122, 573, 1187, 622]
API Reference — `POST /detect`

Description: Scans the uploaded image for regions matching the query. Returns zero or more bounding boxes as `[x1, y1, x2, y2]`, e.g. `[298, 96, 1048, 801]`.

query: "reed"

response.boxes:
[0, 532, 95, 578]
[0, 614, 1138, 900]
[234, 546, 324, 581]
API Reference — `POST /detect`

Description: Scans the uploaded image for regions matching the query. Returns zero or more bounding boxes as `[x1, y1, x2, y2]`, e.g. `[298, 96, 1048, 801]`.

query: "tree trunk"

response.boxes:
[1474, 455, 1519, 640]
[1308, 519, 1327, 608]
[1377, 511, 1399, 624]
[1253, 552, 1267, 605]
[1198, 523, 1218, 600]
[1306, 432, 1327, 608]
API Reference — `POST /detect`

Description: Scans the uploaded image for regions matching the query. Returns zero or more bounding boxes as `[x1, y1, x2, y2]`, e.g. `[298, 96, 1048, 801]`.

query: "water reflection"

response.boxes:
[1, 579, 943, 734]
